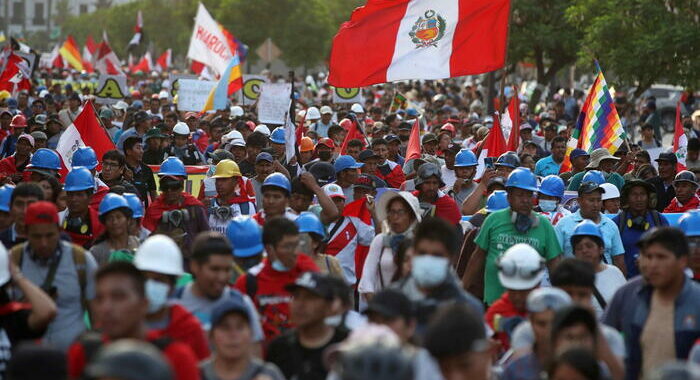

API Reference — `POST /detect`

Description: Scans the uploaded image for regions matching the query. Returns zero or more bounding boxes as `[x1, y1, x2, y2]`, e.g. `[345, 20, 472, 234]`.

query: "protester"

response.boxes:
[600, 183, 621, 214]
[90, 193, 139, 265]
[535, 175, 570, 225]
[663, 170, 700, 212]
[295, 211, 344, 277]
[647, 152, 678, 212]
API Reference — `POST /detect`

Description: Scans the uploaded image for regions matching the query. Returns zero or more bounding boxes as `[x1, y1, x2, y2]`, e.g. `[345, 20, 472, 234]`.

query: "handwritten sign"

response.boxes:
[177, 79, 216, 111]
[257, 83, 292, 125]
[95, 75, 127, 105]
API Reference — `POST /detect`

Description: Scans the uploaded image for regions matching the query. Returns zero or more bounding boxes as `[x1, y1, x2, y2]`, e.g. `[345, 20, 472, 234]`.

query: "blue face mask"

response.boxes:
[411, 255, 449, 288]
[538, 200, 558, 213]
[145, 279, 170, 314]
[271, 259, 291, 272]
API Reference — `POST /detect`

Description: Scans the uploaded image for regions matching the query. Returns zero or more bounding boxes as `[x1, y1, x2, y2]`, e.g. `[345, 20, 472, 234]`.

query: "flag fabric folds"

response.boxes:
[475, 113, 507, 179]
[340, 119, 366, 155]
[128, 10, 143, 50]
[328, 0, 510, 87]
[0, 51, 31, 95]
[56, 102, 116, 172]
[59, 36, 83, 71]
[82, 35, 97, 73]
[201, 55, 243, 112]
[503, 90, 520, 152]
[405, 118, 422, 161]
[156, 49, 172, 72]
[187, 3, 237, 77]
[94, 40, 124, 75]
[673, 101, 687, 171]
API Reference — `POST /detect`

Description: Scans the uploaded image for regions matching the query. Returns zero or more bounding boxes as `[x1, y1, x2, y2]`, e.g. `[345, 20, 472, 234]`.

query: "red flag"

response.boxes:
[131, 52, 152, 73]
[0, 52, 31, 94]
[128, 10, 143, 49]
[191, 60, 205, 75]
[94, 40, 124, 75]
[505, 91, 520, 151]
[405, 118, 422, 161]
[82, 35, 97, 73]
[475, 113, 507, 178]
[673, 101, 688, 171]
[340, 119, 365, 155]
[343, 197, 372, 225]
[156, 49, 172, 72]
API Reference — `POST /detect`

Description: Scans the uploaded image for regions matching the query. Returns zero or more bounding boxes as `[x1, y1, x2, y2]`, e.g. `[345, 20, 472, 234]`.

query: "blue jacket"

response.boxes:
[602, 275, 700, 380]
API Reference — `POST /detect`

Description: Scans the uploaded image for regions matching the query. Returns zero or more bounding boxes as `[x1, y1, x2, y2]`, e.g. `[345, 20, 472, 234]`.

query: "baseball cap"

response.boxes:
[68, 92, 81, 102]
[25, 201, 59, 226]
[31, 131, 47, 141]
[655, 152, 678, 164]
[144, 128, 165, 142]
[210, 298, 251, 327]
[184, 112, 199, 120]
[519, 123, 533, 131]
[570, 149, 589, 159]
[284, 272, 335, 300]
[99, 108, 114, 119]
[446, 143, 461, 153]
[133, 111, 150, 123]
[334, 155, 363, 173]
[255, 152, 273, 163]
[354, 174, 378, 190]
[358, 149, 380, 162]
[385, 134, 400, 144]
[578, 181, 606, 195]
[364, 289, 414, 320]
[323, 183, 346, 199]
[33, 114, 47, 125]
[17, 134, 34, 147]
[320, 106, 333, 115]
[421, 133, 438, 145]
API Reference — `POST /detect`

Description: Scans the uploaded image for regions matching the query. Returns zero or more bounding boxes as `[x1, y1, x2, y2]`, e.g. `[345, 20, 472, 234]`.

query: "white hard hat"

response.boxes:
[112, 100, 129, 111]
[134, 235, 184, 276]
[39, 89, 50, 98]
[221, 130, 243, 144]
[173, 122, 190, 136]
[351, 103, 364, 113]
[306, 107, 321, 121]
[320, 106, 333, 115]
[600, 183, 620, 201]
[297, 110, 306, 119]
[0, 244, 9, 285]
[497, 244, 545, 290]
[230, 105, 244, 117]
[254, 124, 270, 137]
[158, 90, 169, 100]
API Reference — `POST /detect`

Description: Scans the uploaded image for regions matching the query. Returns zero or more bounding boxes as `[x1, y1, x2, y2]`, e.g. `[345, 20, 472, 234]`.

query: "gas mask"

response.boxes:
[511, 211, 539, 233]
[161, 209, 190, 227]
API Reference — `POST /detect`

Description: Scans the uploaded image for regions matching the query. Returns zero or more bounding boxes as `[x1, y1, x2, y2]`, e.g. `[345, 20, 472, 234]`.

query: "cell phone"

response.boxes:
[484, 157, 495, 169]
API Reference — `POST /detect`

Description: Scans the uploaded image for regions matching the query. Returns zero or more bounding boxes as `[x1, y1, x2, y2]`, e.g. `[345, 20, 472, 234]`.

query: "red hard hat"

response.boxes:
[440, 122, 456, 134]
[316, 137, 335, 149]
[131, 90, 142, 99]
[10, 114, 27, 128]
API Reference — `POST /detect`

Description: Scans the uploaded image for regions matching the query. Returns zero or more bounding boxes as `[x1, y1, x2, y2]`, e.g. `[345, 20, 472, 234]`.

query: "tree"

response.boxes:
[567, 0, 700, 96]
[94, 0, 113, 10]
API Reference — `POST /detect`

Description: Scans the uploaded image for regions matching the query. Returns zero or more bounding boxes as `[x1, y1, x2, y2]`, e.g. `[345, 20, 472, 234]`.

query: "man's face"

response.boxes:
[360, 159, 378, 175]
[641, 127, 653, 138]
[272, 143, 286, 159]
[633, 154, 649, 169]
[174, 135, 188, 147]
[321, 113, 332, 124]
[544, 128, 556, 140]
[215, 177, 237, 197]
[627, 186, 649, 213]
[496, 165, 514, 178]
[160, 180, 183, 204]
[373, 144, 389, 161]
[658, 161, 675, 180]
[530, 310, 555, 344]
[191, 255, 233, 299]
[554, 323, 596, 356]
[94, 274, 148, 339]
[578, 191, 602, 219]
[185, 118, 198, 131]
[126, 142, 144, 162]
[27, 223, 60, 258]
[639, 242, 686, 289]
[0, 114, 11, 128]
[559, 285, 593, 309]
[398, 129, 410, 141]
[455, 166, 476, 181]
[211, 313, 253, 359]
[146, 138, 161, 151]
[210, 127, 224, 143]
[255, 161, 273, 180]
[32, 102, 44, 115]
[15, 138, 32, 156]
[290, 193, 313, 214]
[346, 146, 361, 161]
[262, 189, 288, 216]
[290, 288, 330, 328]
[507, 188, 534, 214]
[149, 100, 159, 113]
[551, 142, 566, 162]
[423, 141, 437, 155]
[418, 176, 441, 200]
[101, 159, 123, 181]
[688, 150, 699, 162]
[69, 98, 81, 110]
[340, 168, 359, 185]
[598, 159, 616, 173]
[317, 146, 332, 161]
[444, 151, 456, 168]
[165, 117, 177, 129]
[520, 129, 533, 141]
[573, 237, 604, 269]
[230, 146, 246, 163]
[674, 182, 697, 204]
[66, 190, 90, 215]
[331, 196, 346, 215]
[388, 141, 401, 156]
[572, 155, 590, 171]
[268, 234, 299, 269]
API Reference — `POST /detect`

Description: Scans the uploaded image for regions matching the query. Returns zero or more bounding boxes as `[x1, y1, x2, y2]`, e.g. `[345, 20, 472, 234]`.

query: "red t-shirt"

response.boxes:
[233, 254, 319, 341]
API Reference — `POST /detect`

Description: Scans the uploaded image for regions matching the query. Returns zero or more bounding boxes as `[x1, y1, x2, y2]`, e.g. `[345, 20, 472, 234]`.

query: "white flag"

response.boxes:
[187, 3, 233, 77]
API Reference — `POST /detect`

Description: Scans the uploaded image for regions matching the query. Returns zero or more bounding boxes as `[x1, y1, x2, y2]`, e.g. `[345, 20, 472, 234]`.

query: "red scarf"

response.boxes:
[143, 192, 204, 231]
[663, 195, 700, 213]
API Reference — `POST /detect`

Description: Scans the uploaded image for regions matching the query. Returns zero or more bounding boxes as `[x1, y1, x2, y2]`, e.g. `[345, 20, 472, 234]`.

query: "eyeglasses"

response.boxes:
[102, 161, 121, 169]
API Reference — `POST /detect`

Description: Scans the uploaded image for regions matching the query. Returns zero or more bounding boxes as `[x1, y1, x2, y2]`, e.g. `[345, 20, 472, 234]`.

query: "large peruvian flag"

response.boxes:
[328, 0, 510, 87]
[56, 101, 116, 173]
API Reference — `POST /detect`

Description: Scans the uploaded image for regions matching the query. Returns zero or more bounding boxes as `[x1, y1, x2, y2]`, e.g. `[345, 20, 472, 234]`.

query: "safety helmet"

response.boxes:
[226, 216, 264, 258]
[211, 159, 241, 179]
[432, 94, 446, 103]
[305, 106, 321, 120]
[454, 149, 478, 167]
[27, 148, 61, 170]
[600, 183, 620, 201]
[571, 219, 604, 242]
[64, 167, 95, 192]
[123, 193, 144, 219]
[496, 151, 520, 169]
[679, 210, 700, 237]
[300, 137, 315, 152]
[254, 124, 271, 137]
[262, 172, 291, 194]
[270, 127, 286, 144]
[295, 212, 326, 240]
[134, 235, 184, 276]
[230, 105, 244, 117]
[415, 163, 445, 188]
[538, 175, 565, 199]
[221, 130, 244, 145]
[505, 167, 538, 192]
[308, 162, 336, 186]
[0, 185, 14, 213]
[485, 190, 509, 213]
[72, 147, 98, 170]
[98, 193, 133, 221]
[158, 157, 186, 177]
[674, 170, 699, 187]
[526, 287, 572, 313]
[351, 103, 364, 113]
[440, 123, 456, 135]
[172, 122, 189, 136]
[582, 170, 605, 185]
[0, 243, 8, 286]
[496, 243, 545, 290]
[316, 137, 335, 149]
[10, 114, 27, 128]
[86, 340, 173, 380]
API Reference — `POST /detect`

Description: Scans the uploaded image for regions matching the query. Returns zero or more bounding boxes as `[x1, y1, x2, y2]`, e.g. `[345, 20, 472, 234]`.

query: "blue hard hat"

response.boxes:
[27, 148, 62, 171]
[496, 151, 521, 169]
[123, 193, 144, 218]
[571, 219, 604, 242]
[582, 170, 606, 186]
[98, 193, 132, 219]
[158, 157, 187, 177]
[295, 211, 326, 239]
[270, 127, 286, 144]
[64, 166, 95, 192]
[0, 185, 15, 213]
[485, 190, 509, 213]
[72, 147, 98, 170]
[454, 149, 478, 167]
[262, 172, 291, 194]
[226, 216, 263, 257]
[539, 175, 565, 199]
[506, 167, 538, 192]
[406, 108, 419, 117]
[678, 210, 700, 237]
[334, 155, 364, 173]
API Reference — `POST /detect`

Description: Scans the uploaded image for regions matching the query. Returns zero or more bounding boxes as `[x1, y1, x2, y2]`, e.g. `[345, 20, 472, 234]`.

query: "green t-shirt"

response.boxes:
[474, 208, 562, 304]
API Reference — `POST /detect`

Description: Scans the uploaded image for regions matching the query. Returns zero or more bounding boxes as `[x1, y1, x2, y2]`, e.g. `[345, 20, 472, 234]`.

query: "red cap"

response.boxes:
[245, 120, 256, 131]
[316, 137, 335, 149]
[25, 201, 59, 226]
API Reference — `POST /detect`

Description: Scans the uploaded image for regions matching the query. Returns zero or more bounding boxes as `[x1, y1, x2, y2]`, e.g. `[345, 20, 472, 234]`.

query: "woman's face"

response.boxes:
[387, 198, 414, 234]
[211, 313, 253, 360]
[573, 237, 604, 267]
[38, 180, 54, 201]
[104, 210, 129, 238]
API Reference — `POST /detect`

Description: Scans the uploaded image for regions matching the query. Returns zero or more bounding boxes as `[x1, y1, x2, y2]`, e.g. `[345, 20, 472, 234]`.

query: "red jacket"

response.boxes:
[153, 304, 211, 361]
[233, 254, 319, 341]
[377, 160, 406, 188]
[67, 330, 201, 380]
[411, 190, 462, 225]
[89, 185, 110, 211]
[485, 292, 528, 351]
[63, 207, 105, 248]
[0, 155, 28, 182]
[663, 195, 700, 213]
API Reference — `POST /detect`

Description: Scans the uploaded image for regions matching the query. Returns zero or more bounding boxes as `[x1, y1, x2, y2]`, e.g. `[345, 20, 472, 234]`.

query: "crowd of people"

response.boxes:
[0, 73, 698, 380]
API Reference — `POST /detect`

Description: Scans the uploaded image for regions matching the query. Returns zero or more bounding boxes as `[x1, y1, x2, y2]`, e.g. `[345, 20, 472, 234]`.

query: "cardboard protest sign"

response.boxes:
[95, 75, 128, 105]
[177, 79, 216, 111]
[257, 83, 292, 125]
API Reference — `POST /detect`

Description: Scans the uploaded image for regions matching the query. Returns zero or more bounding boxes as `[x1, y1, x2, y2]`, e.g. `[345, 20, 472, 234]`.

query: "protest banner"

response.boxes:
[168, 73, 197, 98]
[257, 82, 292, 125]
[177, 79, 216, 111]
[94, 74, 128, 105]
[332, 87, 363, 104]
[237, 75, 268, 105]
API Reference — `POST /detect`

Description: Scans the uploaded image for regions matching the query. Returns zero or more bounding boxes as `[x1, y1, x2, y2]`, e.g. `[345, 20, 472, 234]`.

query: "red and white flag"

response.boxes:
[474, 113, 507, 179]
[155, 49, 171, 72]
[131, 52, 152, 73]
[94, 40, 124, 75]
[503, 90, 520, 151]
[340, 119, 366, 155]
[128, 10, 143, 50]
[56, 101, 116, 172]
[673, 101, 687, 171]
[405, 118, 422, 161]
[328, 0, 511, 87]
[82, 35, 97, 73]
[0, 51, 31, 95]
[187, 3, 235, 77]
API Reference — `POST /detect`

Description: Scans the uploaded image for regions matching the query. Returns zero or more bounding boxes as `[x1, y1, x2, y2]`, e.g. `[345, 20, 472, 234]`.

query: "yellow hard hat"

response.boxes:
[300, 137, 315, 152]
[211, 159, 241, 178]
[0, 91, 10, 102]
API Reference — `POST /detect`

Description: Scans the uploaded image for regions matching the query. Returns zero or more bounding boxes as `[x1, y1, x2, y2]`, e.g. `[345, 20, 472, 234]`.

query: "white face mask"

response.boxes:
[145, 279, 170, 314]
[538, 199, 558, 213]
[411, 255, 450, 288]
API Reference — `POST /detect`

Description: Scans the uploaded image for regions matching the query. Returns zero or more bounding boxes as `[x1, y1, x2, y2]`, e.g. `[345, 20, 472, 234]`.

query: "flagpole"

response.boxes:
[288, 70, 301, 164]
[88, 100, 113, 137]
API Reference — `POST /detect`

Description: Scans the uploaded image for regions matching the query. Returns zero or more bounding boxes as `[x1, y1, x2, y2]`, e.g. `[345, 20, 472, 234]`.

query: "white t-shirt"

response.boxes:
[593, 264, 627, 319]
[511, 320, 626, 359]
[440, 166, 456, 189]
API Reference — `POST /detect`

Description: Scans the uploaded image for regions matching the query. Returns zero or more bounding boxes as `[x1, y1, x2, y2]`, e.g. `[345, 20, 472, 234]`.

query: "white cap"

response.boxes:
[112, 100, 129, 111]
[351, 103, 364, 113]
[306, 107, 321, 120]
[0, 244, 9, 285]
[173, 122, 189, 136]
[134, 235, 184, 276]
[320, 105, 333, 115]
[230, 105, 244, 117]
[600, 183, 621, 201]
[222, 130, 244, 145]
[254, 124, 270, 137]
[158, 90, 169, 100]
[323, 183, 346, 199]
[39, 89, 50, 98]
[497, 244, 545, 290]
